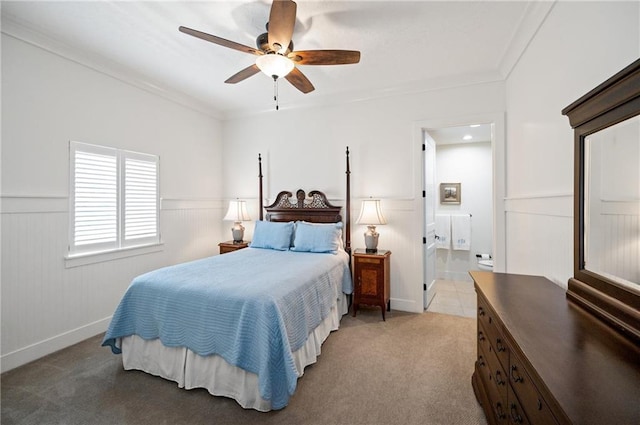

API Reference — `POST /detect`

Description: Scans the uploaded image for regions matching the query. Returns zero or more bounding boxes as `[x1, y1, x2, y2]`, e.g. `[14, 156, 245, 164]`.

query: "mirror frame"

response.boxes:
[562, 59, 640, 342]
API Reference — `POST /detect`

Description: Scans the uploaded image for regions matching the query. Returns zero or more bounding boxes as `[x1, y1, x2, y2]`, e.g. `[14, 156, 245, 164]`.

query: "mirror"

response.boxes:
[583, 116, 640, 291]
[563, 58, 640, 342]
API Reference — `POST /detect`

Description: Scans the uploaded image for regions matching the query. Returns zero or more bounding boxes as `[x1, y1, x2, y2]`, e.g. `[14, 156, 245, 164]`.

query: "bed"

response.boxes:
[102, 149, 353, 411]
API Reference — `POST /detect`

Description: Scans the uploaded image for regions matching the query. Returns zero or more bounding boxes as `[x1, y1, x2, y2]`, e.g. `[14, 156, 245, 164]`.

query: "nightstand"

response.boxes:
[352, 249, 391, 321]
[218, 240, 249, 254]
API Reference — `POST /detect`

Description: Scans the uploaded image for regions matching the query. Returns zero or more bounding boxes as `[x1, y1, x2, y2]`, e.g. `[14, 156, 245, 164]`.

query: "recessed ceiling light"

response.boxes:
[463, 135, 473, 140]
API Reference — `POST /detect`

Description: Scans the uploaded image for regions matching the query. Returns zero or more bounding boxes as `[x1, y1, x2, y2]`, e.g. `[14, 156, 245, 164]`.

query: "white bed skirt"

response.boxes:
[121, 295, 349, 411]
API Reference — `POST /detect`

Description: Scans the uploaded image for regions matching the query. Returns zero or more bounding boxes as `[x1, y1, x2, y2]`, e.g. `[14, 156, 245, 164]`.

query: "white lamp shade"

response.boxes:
[223, 200, 251, 222]
[255, 54, 295, 79]
[356, 199, 387, 225]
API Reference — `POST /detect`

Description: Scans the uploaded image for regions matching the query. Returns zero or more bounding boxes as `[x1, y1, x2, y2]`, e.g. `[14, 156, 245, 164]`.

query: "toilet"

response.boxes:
[478, 259, 493, 270]
[476, 254, 493, 270]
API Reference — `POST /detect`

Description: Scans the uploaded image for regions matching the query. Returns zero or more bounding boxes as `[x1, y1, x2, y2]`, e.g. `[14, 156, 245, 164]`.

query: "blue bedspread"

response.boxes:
[102, 247, 352, 410]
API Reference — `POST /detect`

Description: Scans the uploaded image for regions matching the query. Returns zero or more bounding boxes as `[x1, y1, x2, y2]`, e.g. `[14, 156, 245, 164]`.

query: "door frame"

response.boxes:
[414, 112, 506, 310]
[422, 131, 437, 309]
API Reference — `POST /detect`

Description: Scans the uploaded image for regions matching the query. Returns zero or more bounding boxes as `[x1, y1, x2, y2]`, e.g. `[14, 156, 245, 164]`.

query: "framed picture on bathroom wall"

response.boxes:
[440, 182, 461, 204]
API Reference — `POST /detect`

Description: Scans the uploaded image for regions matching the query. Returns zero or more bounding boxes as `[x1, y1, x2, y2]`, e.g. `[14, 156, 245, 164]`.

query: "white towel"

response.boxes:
[452, 214, 471, 251]
[435, 214, 450, 250]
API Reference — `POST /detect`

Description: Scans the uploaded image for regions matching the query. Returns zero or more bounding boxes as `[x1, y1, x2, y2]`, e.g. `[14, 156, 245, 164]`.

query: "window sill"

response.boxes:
[65, 243, 164, 268]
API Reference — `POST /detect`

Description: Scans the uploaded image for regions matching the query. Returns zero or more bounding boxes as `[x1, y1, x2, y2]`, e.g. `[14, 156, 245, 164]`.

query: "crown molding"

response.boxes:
[498, 0, 556, 79]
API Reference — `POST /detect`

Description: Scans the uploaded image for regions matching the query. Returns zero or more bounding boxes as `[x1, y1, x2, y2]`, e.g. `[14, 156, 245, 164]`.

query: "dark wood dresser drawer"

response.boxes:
[480, 347, 509, 423]
[478, 296, 509, 370]
[509, 350, 558, 425]
[479, 321, 508, 402]
[508, 385, 530, 425]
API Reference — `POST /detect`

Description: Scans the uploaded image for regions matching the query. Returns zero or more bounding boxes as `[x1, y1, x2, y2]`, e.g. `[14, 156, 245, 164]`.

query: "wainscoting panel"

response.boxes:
[590, 205, 639, 284]
[1, 197, 221, 372]
[503, 193, 573, 288]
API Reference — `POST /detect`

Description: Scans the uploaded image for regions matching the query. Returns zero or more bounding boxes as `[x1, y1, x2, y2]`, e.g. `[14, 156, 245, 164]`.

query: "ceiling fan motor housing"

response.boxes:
[256, 31, 293, 54]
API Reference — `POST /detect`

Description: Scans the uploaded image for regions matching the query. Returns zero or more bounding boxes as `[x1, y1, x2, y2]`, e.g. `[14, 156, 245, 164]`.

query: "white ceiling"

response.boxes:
[1, 1, 547, 119]
[428, 123, 492, 146]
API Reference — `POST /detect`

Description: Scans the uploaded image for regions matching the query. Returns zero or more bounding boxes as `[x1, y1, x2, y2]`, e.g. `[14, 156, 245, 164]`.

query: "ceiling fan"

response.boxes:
[178, 0, 360, 102]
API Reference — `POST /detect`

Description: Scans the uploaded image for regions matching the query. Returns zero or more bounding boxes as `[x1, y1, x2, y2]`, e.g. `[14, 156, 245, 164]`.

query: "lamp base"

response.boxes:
[364, 225, 380, 252]
[231, 222, 245, 243]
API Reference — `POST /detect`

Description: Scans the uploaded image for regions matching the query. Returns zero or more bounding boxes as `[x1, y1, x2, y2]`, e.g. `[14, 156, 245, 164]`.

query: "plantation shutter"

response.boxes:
[70, 142, 118, 254]
[122, 151, 159, 247]
[69, 142, 160, 256]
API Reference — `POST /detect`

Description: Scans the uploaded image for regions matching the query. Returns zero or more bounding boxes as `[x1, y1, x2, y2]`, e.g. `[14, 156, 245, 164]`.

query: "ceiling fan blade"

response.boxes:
[285, 67, 314, 94]
[225, 64, 261, 84]
[289, 50, 361, 66]
[268, 0, 297, 53]
[179, 26, 263, 56]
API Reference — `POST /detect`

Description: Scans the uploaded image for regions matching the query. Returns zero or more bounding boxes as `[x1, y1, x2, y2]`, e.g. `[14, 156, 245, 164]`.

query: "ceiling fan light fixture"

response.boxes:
[256, 53, 294, 79]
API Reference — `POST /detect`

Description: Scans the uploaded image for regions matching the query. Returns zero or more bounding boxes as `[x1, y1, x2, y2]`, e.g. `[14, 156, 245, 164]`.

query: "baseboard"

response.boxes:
[425, 280, 437, 308]
[390, 297, 421, 313]
[1, 317, 112, 373]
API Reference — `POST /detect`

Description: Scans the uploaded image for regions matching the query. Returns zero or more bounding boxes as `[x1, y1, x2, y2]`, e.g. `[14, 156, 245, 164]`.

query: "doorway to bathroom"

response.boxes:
[420, 115, 504, 316]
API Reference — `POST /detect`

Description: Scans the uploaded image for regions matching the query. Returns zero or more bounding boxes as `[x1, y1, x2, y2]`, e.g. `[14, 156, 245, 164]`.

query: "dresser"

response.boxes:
[352, 249, 391, 321]
[471, 271, 640, 425]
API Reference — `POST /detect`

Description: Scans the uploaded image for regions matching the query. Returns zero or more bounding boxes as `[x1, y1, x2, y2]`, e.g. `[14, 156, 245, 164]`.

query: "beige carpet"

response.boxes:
[2, 308, 487, 425]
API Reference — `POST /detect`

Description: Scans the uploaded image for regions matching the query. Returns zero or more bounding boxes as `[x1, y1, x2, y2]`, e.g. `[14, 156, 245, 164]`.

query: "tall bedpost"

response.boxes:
[345, 147, 351, 255]
[258, 153, 264, 221]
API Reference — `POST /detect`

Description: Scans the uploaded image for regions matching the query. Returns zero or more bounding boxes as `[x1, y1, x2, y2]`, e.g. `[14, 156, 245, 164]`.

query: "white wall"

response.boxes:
[435, 142, 492, 281]
[504, 1, 639, 287]
[1, 35, 224, 371]
[222, 82, 506, 314]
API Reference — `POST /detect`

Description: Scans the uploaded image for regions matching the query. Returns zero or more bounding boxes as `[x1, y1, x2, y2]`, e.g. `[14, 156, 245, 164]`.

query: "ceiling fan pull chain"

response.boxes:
[273, 76, 279, 111]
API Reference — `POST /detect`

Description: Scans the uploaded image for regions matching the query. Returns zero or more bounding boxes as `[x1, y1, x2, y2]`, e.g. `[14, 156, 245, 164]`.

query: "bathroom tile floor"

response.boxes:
[426, 279, 477, 319]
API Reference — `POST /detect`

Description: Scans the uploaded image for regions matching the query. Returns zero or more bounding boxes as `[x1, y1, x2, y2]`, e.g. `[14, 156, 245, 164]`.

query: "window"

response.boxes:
[69, 141, 159, 256]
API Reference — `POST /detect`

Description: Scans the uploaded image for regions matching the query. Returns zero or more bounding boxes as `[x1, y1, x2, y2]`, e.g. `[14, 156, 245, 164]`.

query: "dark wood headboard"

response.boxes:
[264, 190, 342, 223]
[257, 148, 351, 253]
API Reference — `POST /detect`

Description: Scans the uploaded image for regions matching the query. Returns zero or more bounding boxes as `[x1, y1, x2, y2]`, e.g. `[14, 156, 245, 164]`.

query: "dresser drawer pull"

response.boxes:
[478, 306, 485, 316]
[495, 370, 506, 386]
[510, 404, 524, 423]
[537, 398, 543, 411]
[511, 364, 524, 383]
[478, 331, 485, 342]
[495, 402, 506, 420]
[496, 338, 506, 352]
[478, 355, 485, 367]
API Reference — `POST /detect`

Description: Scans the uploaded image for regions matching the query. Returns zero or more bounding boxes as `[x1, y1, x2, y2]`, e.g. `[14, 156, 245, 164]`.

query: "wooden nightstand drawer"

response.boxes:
[357, 257, 382, 265]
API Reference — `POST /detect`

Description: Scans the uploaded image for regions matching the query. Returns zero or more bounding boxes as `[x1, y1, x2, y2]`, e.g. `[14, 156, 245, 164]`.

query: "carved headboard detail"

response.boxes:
[270, 189, 338, 210]
[265, 190, 342, 223]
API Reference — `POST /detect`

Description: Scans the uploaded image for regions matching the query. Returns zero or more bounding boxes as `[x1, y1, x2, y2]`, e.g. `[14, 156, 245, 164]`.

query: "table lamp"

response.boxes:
[223, 199, 251, 243]
[356, 198, 387, 252]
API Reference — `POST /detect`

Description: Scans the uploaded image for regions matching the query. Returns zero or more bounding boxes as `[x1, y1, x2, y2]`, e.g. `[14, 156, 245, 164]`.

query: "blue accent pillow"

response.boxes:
[291, 221, 343, 254]
[250, 221, 295, 251]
